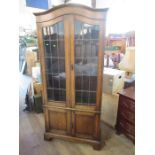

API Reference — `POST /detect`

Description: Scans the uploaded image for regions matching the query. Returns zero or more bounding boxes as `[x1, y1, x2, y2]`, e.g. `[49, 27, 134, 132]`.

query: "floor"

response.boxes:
[19, 73, 135, 155]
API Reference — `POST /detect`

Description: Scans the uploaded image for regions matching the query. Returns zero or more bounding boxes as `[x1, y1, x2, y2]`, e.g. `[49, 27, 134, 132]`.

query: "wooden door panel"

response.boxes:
[74, 111, 96, 139]
[47, 108, 71, 134]
[49, 111, 66, 130]
[75, 115, 94, 135]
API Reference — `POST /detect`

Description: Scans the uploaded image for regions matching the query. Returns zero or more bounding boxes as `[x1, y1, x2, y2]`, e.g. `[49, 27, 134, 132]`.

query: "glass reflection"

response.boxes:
[42, 21, 66, 102]
[74, 20, 99, 105]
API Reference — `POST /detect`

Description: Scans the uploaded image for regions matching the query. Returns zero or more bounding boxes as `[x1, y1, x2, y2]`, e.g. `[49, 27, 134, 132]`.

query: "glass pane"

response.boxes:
[75, 76, 82, 90]
[45, 58, 52, 72]
[60, 76, 66, 89]
[47, 89, 54, 100]
[44, 41, 50, 56]
[74, 21, 99, 40]
[89, 76, 97, 91]
[75, 40, 82, 58]
[59, 58, 65, 73]
[50, 41, 58, 57]
[43, 27, 50, 40]
[82, 76, 89, 91]
[89, 92, 96, 104]
[83, 40, 91, 57]
[51, 58, 59, 74]
[59, 90, 66, 101]
[42, 21, 66, 102]
[83, 24, 91, 39]
[75, 21, 83, 40]
[50, 25, 57, 40]
[58, 40, 65, 57]
[91, 40, 98, 57]
[81, 91, 89, 104]
[74, 20, 99, 105]
[46, 75, 54, 88]
[53, 89, 60, 100]
[53, 75, 59, 89]
[58, 22, 64, 40]
[76, 91, 82, 103]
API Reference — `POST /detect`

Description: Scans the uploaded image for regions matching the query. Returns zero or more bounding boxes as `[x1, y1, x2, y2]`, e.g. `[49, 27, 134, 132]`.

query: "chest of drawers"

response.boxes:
[115, 87, 135, 142]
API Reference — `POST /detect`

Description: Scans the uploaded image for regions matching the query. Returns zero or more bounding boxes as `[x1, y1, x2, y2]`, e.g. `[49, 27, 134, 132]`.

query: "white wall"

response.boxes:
[48, 0, 64, 7]
[19, 0, 46, 30]
[48, 0, 91, 7]
[96, 0, 114, 8]
[96, 0, 135, 35]
[68, 0, 91, 7]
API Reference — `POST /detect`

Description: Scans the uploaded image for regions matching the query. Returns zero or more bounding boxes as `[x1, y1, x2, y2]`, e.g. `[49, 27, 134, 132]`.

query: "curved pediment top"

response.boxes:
[34, 3, 108, 16]
[34, 4, 108, 23]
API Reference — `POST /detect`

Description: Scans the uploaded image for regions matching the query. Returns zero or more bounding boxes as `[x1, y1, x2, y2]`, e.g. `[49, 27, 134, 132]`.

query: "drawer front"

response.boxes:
[119, 107, 135, 124]
[118, 119, 135, 136]
[119, 96, 135, 112]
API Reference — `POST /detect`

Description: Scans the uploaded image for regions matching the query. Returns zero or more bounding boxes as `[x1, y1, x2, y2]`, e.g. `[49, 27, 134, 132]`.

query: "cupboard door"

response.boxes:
[42, 21, 67, 104]
[74, 20, 100, 106]
[45, 108, 71, 135]
[72, 111, 100, 139]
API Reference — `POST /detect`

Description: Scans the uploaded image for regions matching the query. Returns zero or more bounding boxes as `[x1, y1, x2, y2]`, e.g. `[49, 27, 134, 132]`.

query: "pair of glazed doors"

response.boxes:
[38, 14, 105, 138]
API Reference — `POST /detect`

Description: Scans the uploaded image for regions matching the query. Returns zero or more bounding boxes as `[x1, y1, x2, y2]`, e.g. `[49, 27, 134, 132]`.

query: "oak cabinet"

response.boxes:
[34, 4, 108, 150]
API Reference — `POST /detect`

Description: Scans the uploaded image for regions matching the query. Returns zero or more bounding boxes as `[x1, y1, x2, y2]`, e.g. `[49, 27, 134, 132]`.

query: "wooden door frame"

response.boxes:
[69, 15, 105, 110]
[36, 16, 72, 134]
[69, 15, 105, 139]
[36, 16, 72, 108]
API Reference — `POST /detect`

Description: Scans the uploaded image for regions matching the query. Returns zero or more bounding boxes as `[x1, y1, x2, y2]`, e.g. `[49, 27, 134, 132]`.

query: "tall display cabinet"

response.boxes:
[34, 4, 108, 150]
